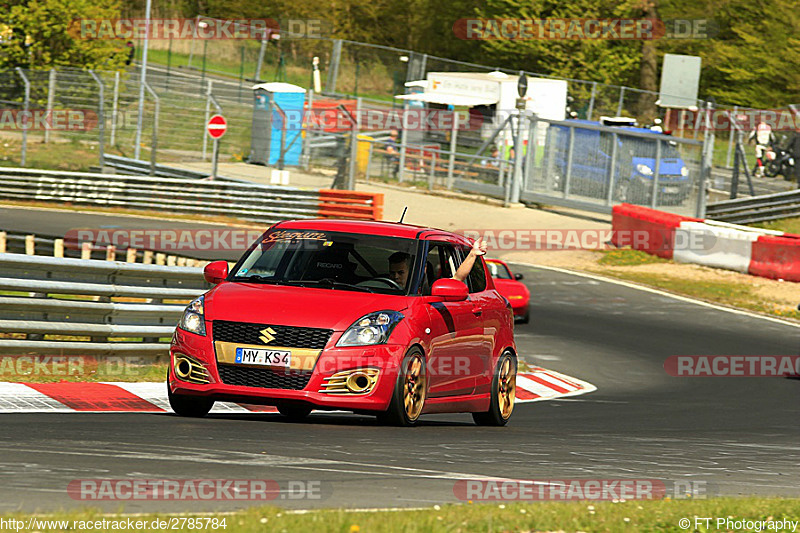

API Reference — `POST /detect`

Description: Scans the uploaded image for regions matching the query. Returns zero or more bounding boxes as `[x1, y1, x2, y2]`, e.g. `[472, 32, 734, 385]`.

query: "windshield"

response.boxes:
[230, 229, 418, 295]
[486, 261, 512, 279]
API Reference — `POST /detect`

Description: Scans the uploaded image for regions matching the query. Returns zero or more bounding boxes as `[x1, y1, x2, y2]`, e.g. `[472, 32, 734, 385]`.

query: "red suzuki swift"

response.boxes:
[168, 219, 517, 426]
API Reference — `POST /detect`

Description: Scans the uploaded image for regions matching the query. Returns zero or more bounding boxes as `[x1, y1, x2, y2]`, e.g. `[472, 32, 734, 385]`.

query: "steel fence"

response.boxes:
[0, 253, 209, 357]
[0, 167, 383, 222]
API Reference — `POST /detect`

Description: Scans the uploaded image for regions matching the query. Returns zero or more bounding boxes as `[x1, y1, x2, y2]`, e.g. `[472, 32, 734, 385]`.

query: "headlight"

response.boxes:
[337, 311, 404, 346]
[636, 164, 653, 176]
[178, 295, 206, 336]
[680, 166, 689, 177]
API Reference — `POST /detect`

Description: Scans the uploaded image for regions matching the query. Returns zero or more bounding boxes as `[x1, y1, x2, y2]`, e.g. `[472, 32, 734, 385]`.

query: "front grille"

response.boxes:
[213, 320, 333, 349]
[218, 364, 312, 390]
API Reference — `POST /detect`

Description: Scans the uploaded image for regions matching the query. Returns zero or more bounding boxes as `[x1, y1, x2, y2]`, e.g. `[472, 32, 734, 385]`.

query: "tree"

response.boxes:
[0, 0, 128, 71]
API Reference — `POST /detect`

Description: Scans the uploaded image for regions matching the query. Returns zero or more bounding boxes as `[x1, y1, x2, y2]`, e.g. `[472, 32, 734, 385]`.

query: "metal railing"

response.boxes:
[0, 167, 321, 224]
[705, 189, 800, 224]
[0, 253, 208, 356]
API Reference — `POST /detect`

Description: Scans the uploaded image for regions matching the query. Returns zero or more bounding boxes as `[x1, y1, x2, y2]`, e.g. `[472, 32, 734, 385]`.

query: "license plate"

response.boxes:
[235, 347, 291, 368]
[663, 186, 680, 194]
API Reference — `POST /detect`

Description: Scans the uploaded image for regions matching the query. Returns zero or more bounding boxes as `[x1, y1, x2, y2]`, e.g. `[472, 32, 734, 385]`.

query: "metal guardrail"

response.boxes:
[705, 189, 800, 224]
[94, 155, 249, 183]
[0, 167, 321, 225]
[0, 253, 209, 356]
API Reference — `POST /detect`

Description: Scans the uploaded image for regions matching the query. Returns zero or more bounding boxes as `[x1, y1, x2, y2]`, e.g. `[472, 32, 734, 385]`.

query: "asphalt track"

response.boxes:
[1, 259, 799, 513]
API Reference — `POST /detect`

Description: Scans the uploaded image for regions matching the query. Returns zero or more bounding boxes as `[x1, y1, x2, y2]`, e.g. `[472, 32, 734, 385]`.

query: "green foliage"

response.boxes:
[6, 0, 800, 109]
[1, 0, 129, 70]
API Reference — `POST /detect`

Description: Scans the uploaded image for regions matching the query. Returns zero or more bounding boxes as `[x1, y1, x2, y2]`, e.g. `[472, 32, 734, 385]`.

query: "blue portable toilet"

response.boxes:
[250, 82, 306, 167]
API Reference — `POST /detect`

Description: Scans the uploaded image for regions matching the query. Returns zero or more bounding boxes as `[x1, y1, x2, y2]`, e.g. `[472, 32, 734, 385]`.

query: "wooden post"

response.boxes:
[105, 245, 116, 261]
[25, 235, 35, 255]
[53, 239, 64, 258]
[167, 255, 177, 266]
[176, 257, 187, 267]
[143, 250, 154, 264]
[0, 231, 7, 253]
[155, 253, 166, 266]
[126, 248, 138, 262]
[81, 242, 92, 260]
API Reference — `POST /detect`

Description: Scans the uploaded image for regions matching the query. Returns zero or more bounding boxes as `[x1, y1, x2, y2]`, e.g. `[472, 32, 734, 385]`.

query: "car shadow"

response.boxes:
[156, 411, 476, 427]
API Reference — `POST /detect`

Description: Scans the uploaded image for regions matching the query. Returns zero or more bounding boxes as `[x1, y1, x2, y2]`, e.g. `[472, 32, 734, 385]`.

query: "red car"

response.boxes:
[168, 220, 517, 426]
[485, 259, 530, 324]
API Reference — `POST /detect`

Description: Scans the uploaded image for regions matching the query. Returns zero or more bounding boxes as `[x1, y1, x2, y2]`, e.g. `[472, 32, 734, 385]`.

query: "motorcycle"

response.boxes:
[764, 147, 796, 180]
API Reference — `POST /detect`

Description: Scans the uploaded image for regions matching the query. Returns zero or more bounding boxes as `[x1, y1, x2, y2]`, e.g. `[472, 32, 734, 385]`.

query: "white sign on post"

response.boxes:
[659, 54, 702, 109]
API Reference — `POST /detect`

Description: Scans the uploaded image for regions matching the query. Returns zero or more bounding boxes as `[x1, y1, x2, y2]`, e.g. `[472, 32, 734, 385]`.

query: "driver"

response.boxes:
[387, 239, 487, 289]
[388, 252, 412, 288]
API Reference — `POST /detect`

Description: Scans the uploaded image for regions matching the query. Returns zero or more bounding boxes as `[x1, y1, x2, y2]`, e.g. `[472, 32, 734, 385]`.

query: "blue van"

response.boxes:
[544, 119, 691, 206]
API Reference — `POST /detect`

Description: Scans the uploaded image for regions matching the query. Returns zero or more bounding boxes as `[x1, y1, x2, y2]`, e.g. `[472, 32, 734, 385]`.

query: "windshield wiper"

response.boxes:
[234, 275, 290, 285]
[297, 279, 375, 293]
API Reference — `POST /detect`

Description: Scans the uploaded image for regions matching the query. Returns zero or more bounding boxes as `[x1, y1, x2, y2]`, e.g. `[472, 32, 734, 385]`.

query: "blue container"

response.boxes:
[250, 83, 306, 167]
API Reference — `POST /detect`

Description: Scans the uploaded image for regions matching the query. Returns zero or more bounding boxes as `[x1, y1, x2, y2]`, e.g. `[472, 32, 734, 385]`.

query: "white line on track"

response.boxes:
[512, 262, 800, 329]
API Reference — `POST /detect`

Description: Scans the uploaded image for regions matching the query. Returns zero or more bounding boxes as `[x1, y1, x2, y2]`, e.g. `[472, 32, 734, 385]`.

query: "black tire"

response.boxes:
[473, 351, 517, 427]
[378, 348, 427, 427]
[519, 308, 530, 325]
[765, 161, 781, 178]
[167, 379, 214, 418]
[277, 404, 312, 421]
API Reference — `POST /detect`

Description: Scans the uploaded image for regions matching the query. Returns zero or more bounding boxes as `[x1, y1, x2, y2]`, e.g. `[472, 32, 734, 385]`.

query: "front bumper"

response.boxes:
[169, 328, 405, 412]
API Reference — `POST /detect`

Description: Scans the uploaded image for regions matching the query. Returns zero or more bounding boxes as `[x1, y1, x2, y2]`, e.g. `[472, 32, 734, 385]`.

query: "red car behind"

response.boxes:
[168, 220, 518, 426]
[485, 259, 530, 324]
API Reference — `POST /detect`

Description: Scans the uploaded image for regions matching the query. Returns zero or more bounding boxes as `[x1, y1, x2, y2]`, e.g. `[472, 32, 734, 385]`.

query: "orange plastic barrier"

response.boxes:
[318, 190, 384, 221]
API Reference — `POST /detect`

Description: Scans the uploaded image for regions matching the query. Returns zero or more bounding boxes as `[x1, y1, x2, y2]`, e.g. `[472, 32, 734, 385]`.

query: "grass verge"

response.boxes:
[589, 250, 800, 321]
[3, 498, 800, 532]
[753, 216, 800, 236]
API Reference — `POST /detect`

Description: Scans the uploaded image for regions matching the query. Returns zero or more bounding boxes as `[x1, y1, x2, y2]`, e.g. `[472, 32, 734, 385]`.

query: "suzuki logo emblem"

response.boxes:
[259, 327, 277, 344]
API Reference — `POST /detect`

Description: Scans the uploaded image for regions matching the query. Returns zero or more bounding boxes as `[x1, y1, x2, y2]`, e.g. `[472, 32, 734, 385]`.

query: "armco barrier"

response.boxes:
[0, 168, 384, 223]
[750, 234, 800, 282]
[611, 203, 699, 259]
[0, 253, 208, 357]
[318, 189, 384, 221]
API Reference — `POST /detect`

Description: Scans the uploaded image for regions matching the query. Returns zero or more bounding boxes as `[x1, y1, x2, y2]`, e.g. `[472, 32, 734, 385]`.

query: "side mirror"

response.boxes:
[204, 261, 229, 284]
[514, 273, 523, 280]
[431, 278, 468, 302]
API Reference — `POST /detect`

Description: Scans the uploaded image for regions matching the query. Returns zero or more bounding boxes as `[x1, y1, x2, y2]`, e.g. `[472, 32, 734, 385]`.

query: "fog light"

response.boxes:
[346, 372, 373, 393]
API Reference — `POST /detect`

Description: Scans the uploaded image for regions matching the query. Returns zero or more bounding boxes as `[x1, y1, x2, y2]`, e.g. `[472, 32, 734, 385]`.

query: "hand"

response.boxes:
[471, 238, 487, 256]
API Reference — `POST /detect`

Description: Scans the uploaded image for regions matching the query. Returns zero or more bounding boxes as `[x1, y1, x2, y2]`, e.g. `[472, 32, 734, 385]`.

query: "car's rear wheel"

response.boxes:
[167, 372, 214, 418]
[473, 351, 516, 426]
[277, 404, 312, 421]
[378, 348, 427, 427]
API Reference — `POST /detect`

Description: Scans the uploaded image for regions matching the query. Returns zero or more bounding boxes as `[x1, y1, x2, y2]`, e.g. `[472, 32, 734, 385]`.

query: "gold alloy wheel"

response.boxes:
[498, 356, 516, 419]
[403, 354, 426, 421]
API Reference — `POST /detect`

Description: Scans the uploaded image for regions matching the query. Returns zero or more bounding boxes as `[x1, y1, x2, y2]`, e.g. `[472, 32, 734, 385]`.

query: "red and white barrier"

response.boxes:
[612, 204, 800, 282]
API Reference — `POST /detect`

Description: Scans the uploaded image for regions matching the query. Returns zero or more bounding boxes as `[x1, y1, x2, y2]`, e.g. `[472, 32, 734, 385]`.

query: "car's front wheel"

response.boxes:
[167, 375, 214, 417]
[378, 348, 427, 427]
[473, 351, 516, 426]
